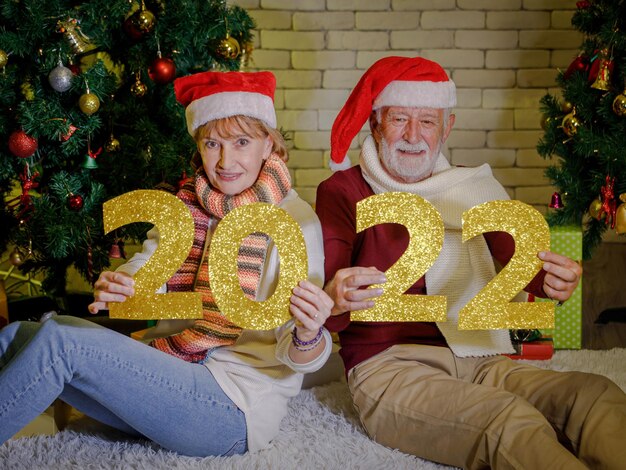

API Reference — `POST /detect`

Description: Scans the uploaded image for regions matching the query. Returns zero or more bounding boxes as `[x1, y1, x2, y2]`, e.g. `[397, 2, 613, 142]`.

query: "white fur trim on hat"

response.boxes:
[185, 91, 277, 136]
[329, 154, 352, 171]
[373, 80, 457, 110]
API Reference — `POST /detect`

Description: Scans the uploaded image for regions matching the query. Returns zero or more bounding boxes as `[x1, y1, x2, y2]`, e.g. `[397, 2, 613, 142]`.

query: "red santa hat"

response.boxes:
[174, 70, 277, 136]
[330, 56, 456, 170]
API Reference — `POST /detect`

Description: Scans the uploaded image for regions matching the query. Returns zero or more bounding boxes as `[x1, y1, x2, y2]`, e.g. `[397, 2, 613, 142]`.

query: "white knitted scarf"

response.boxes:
[359, 135, 515, 357]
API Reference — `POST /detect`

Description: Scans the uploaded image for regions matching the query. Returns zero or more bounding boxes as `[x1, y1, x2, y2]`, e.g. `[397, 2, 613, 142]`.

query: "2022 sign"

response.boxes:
[103, 190, 554, 331]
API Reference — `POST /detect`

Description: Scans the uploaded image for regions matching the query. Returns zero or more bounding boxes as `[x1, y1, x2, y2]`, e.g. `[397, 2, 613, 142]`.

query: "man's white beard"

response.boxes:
[380, 138, 441, 183]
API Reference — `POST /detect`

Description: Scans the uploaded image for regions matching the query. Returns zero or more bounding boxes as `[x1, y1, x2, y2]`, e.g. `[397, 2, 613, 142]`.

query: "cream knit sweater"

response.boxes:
[118, 190, 332, 452]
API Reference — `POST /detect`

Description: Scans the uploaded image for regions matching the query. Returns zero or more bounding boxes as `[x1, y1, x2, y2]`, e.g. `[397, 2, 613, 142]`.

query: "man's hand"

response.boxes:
[88, 271, 135, 314]
[324, 266, 386, 316]
[538, 251, 582, 304]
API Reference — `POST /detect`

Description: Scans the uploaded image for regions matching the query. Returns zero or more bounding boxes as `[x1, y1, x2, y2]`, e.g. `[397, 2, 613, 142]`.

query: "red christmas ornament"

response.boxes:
[8, 130, 38, 158]
[549, 192, 564, 209]
[61, 123, 78, 141]
[178, 170, 192, 190]
[68, 193, 84, 211]
[68, 63, 81, 75]
[564, 54, 589, 80]
[6, 166, 39, 219]
[109, 242, 122, 259]
[600, 175, 617, 228]
[148, 56, 176, 84]
[576, 0, 591, 8]
[123, 17, 145, 42]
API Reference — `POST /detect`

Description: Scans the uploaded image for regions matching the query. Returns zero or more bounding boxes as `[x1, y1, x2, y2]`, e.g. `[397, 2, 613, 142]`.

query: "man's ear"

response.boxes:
[442, 113, 455, 144]
[369, 110, 382, 145]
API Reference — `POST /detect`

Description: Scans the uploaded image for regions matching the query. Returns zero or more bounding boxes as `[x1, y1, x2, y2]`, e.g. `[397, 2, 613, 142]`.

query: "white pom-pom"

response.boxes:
[329, 155, 352, 171]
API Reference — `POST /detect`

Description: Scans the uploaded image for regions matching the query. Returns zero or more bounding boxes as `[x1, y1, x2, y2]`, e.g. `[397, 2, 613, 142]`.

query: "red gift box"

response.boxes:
[504, 338, 554, 360]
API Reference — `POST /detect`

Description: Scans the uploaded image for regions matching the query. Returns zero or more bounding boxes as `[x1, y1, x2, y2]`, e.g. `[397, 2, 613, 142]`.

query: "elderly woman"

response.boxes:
[0, 71, 333, 457]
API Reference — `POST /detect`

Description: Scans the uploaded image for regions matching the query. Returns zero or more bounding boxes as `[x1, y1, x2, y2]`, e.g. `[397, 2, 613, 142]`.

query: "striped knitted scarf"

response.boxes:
[150, 153, 291, 362]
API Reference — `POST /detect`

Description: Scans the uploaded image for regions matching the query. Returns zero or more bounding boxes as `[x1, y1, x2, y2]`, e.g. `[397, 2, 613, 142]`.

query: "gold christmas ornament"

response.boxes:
[591, 48, 611, 91]
[141, 145, 153, 163]
[561, 101, 573, 113]
[133, 1, 156, 34]
[615, 194, 626, 235]
[589, 198, 603, 220]
[79, 92, 100, 115]
[105, 134, 121, 152]
[561, 108, 581, 137]
[240, 41, 254, 69]
[216, 34, 240, 60]
[540, 114, 552, 131]
[9, 247, 25, 266]
[612, 89, 626, 117]
[130, 73, 148, 97]
[0, 49, 8, 68]
[56, 18, 96, 55]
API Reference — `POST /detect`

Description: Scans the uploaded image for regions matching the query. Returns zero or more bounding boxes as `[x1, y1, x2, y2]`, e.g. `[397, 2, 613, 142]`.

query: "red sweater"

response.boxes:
[316, 166, 547, 373]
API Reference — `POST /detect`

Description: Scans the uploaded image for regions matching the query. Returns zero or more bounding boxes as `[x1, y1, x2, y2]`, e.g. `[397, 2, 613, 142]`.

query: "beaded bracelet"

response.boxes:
[291, 326, 324, 352]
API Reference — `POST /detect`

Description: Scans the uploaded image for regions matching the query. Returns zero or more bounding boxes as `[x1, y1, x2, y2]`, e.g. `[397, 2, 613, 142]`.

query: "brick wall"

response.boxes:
[233, 0, 581, 211]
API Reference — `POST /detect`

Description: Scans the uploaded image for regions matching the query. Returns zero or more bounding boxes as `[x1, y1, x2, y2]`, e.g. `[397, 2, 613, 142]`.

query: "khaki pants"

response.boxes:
[348, 345, 626, 470]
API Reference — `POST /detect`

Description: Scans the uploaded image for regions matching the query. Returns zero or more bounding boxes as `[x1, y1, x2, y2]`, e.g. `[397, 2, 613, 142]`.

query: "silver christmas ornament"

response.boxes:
[48, 61, 73, 92]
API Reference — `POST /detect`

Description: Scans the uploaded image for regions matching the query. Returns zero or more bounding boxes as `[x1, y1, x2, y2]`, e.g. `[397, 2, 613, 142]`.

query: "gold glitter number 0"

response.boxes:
[103, 190, 202, 320]
[459, 200, 554, 329]
[208, 203, 309, 330]
[351, 192, 448, 322]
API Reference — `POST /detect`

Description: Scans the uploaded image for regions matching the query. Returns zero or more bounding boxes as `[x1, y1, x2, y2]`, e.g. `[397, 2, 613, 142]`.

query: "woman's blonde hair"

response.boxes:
[191, 115, 288, 169]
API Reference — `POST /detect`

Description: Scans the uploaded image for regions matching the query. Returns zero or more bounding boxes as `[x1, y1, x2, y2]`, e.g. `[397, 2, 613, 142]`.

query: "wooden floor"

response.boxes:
[582, 242, 626, 349]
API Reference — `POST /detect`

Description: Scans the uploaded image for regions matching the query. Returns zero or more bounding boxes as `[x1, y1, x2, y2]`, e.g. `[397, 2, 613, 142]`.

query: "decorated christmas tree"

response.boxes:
[0, 0, 255, 296]
[537, 0, 626, 259]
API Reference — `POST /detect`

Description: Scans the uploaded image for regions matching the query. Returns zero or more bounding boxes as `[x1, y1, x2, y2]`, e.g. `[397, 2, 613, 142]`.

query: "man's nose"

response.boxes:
[403, 119, 421, 143]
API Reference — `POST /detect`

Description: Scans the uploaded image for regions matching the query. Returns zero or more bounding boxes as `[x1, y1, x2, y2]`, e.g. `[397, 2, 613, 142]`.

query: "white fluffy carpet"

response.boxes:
[2, 349, 625, 470]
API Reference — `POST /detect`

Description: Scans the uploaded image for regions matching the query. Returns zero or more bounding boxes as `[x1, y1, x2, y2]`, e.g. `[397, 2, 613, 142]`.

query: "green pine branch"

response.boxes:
[0, 0, 256, 296]
[537, 0, 626, 258]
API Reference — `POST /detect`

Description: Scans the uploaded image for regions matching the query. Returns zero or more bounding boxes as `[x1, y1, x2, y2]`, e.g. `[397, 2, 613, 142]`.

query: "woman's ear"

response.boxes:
[263, 136, 273, 160]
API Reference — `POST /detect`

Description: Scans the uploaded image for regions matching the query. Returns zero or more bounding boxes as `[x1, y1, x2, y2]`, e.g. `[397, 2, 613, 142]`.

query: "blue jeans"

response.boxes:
[0, 315, 247, 456]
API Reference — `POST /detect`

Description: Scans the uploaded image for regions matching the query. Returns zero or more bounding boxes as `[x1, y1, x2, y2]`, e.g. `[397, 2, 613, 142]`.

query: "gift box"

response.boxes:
[11, 400, 72, 439]
[504, 337, 554, 360]
[539, 225, 583, 349]
[12, 406, 58, 439]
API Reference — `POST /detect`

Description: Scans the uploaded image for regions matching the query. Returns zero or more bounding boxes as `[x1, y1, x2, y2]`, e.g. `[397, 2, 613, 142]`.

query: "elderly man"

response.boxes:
[316, 56, 625, 469]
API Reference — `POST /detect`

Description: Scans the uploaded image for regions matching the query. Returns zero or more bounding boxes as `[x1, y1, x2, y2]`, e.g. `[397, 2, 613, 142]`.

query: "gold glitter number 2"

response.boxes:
[459, 200, 554, 330]
[103, 190, 202, 320]
[351, 192, 447, 323]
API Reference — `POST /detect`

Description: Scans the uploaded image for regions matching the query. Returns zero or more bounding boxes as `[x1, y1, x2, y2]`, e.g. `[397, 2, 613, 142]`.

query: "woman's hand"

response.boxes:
[287, 280, 333, 363]
[88, 271, 135, 314]
[289, 280, 333, 341]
